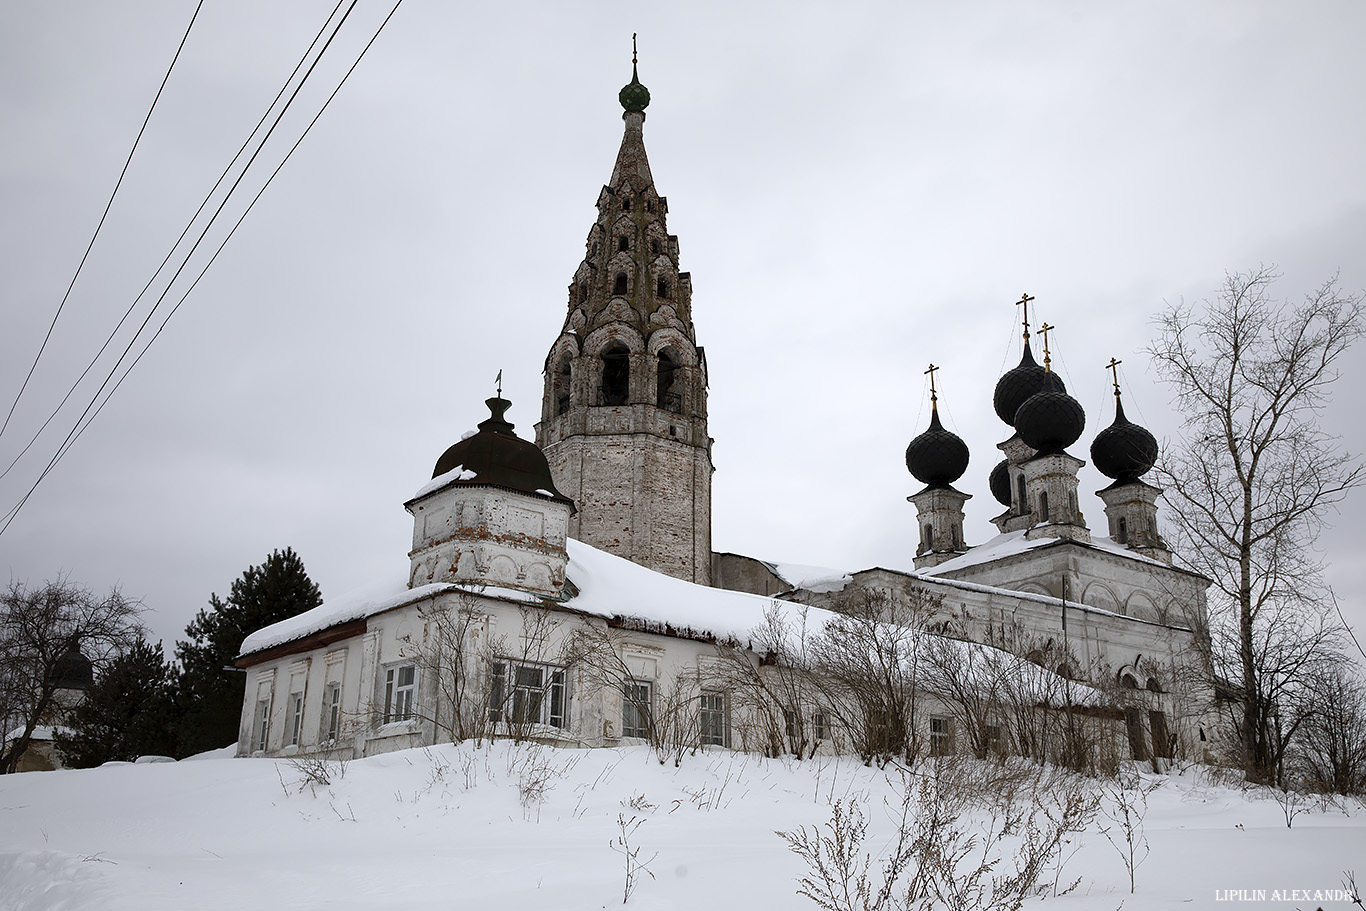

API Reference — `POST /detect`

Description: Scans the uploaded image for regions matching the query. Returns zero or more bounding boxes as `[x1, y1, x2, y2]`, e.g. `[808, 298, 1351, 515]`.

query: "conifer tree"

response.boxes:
[55, 637, 176, 767]
[174, 548, 322, 755]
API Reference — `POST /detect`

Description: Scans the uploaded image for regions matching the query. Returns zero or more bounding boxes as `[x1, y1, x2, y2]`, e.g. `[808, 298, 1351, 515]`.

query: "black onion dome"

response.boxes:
[430, 397, 575, 510]
[989, 459, 1012, 506]
[1090, 397, 1158, 482]
[47, 640, 92, 690]
[993, 342, 1066, 427]
[1015, 387, 1086, 453]
[905, 409, 969, 488]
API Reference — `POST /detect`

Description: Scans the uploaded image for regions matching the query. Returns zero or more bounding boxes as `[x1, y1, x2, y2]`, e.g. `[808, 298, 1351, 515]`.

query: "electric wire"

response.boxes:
[0, 0, 205, 444]
[0, 0, 347, 485]
[0, 0, 404, 536]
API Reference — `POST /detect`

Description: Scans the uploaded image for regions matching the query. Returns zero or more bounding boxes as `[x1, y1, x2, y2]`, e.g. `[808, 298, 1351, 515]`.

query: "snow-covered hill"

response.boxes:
[1, 743, 1361, 910]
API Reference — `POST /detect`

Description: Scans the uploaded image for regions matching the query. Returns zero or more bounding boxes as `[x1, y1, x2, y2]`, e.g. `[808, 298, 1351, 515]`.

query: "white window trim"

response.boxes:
[488, 660, 568, 730]
[622, 680, 652, 740]
[382, 664, 417, 725]
[699, 692, 729, 748]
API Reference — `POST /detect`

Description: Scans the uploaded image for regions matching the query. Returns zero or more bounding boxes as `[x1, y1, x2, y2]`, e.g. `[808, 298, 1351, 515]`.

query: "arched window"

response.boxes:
[1117, 516, 1128, 544]
[1039, 491, 1050, 521]
[656, 348, 682, 412]
[600, 345, 630, 405]
[1120, 673, 1138, 689]
[656, 275, 670, 299]
[621, 197, 631, 211]
[924, 523, 934, 550]
[1146, 677, 1163, 693]
[553, 357, 572, 416]
[612, 272, 628, 296]
[1016, 475, 1027, 512]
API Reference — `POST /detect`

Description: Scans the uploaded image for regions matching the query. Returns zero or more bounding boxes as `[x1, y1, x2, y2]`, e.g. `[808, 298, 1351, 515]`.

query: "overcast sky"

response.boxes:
[2, 1, 1364, 653]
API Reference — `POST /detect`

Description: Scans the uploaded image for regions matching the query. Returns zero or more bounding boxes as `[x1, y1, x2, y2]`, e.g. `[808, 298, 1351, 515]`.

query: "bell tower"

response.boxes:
[535, 46, 713, 584]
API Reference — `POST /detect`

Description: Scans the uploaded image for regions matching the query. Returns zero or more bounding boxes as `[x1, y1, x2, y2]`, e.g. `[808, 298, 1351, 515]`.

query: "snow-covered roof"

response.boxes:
[921, 529, 1165, 576]
[765, 560, 852, 593]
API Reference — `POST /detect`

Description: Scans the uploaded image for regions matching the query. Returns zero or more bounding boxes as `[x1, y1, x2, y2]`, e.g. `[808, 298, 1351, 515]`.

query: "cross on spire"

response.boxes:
[1039, 323, 1054, 372]
[925, 363, 939, 409]
[1016, 292, 1035, 342]
[1106, 357, 1123, 398]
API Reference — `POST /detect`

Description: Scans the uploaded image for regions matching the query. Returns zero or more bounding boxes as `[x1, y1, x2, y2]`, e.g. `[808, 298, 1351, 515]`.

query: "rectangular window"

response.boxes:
[488, 661, 567, 729]
[812, 711, 829, 742]
[929, 716, 954, 756]
[985, 724, 1003, 754]
[324, 683, 342, 741]
[255, 699, 271, 752]
[699, 692, 728, 747]
[289, 692, 304, 746]
[383, 664, 417, 724]
[622, 681, 652, 739]
[784, 708, 797, 739]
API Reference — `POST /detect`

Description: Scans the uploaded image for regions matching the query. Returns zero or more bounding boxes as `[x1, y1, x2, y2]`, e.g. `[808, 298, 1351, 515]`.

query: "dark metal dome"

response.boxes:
[47, 640, 92, 690]
[1015, 387, 1086, 454]
[905, 409, 969, 488]
[430, 397, 574, 510]
[988, 459, 1012, 506]
[993, 342, 1065, 427]
[1091, 396, 1158, 482]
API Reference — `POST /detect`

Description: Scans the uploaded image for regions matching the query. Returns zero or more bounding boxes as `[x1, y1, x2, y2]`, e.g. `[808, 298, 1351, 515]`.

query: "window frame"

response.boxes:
[929, 715, 954, 756]
[255, 698, 271, 753]
[288, 691, 304, 746]
[622, 680, 652, 740]
[383, 664, 417, 725]
[488, 660, 568, 730]
[699, 692, 729, 747]
[324, 682, 342, 742]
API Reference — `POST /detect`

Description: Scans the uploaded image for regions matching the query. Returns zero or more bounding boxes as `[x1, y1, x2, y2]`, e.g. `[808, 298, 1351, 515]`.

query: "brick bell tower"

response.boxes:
[534, 46, 713, 585]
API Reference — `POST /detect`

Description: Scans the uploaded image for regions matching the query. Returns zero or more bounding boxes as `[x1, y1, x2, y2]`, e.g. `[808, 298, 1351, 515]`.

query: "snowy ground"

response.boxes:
[1, 743, 1362, 911]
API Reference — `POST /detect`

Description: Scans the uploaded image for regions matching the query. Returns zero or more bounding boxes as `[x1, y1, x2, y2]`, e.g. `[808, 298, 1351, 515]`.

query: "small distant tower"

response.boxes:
[407, 396, 576, 597]
[535, 44, 713, 584]
[906, 365, 971, 569]
[988, 300, 1089, 543]
[1091, 360, 1170, 563]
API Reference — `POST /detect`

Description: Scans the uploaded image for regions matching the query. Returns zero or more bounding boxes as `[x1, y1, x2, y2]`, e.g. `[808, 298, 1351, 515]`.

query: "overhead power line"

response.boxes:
[0, 0, 205, 444]
[0, 0, 405, 538]
[0, 0, 348, 486]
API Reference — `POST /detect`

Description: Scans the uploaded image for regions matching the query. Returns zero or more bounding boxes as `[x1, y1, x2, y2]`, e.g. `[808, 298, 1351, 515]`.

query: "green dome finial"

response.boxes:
[619, 33, 650, 112]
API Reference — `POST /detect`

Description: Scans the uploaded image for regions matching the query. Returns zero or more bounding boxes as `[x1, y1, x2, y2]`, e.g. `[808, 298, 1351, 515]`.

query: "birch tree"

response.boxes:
[1148, 267, 1364, 782]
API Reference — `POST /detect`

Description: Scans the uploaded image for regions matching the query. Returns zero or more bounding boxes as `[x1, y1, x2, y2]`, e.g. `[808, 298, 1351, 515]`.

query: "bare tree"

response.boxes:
[811, 588, 941, 764]
[1147, 267, 1364, 783]
[1, 577, 142, 773]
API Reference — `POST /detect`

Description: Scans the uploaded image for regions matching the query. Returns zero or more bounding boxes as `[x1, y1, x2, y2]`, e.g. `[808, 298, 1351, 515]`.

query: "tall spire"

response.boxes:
[536, 57, 713, 585]
[611, 35, 654, 190]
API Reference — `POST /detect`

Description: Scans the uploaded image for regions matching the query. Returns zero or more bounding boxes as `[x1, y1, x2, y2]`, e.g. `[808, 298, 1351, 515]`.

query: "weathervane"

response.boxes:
[1106, 357, 1123, 398]
[1016, 292, 1035, 343]
[1039, 323, 1054, 372]
[495, 369, 503, 398]
[925, 363, 939, 410]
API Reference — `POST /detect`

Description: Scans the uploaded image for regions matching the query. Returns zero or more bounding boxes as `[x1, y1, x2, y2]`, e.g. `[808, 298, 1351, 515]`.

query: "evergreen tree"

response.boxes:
[174, 548, 322, 756]
[54, 637, 176, 767]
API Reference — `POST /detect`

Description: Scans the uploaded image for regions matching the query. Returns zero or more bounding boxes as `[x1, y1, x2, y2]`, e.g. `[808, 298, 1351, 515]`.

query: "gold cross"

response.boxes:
[1039, 323, 1054, 372]
[1106, 357, 1122, 396]
[924, 363, 939, 407]
[1016, 292, 1035, 342]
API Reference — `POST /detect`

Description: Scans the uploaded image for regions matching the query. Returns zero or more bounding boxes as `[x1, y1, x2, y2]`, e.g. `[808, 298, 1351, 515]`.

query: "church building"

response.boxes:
[234, 58, 1216, 766]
